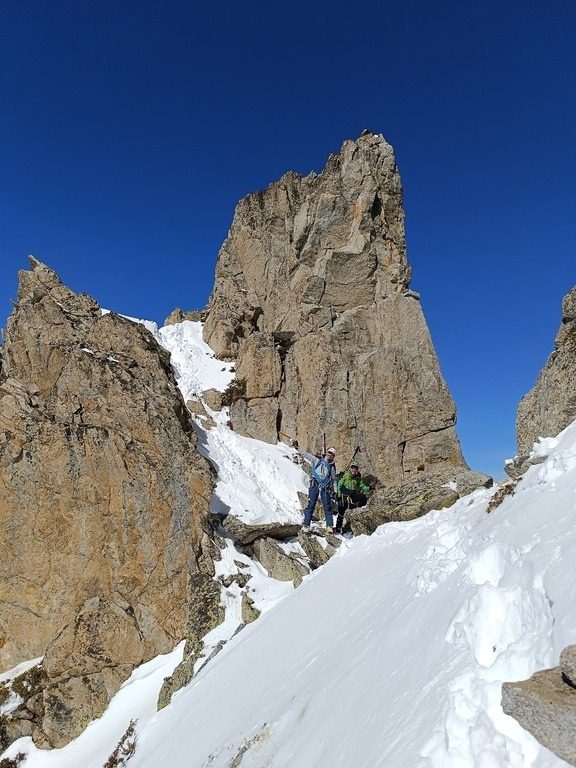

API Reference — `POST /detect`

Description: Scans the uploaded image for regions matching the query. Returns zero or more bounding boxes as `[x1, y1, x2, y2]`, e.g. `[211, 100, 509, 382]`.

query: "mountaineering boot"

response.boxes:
[301, 525, 311, 534]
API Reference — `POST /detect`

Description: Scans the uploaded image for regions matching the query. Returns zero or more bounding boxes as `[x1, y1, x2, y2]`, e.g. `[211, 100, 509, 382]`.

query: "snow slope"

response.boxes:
[3, 321, 575, 768]
[157, 320, 308, 524]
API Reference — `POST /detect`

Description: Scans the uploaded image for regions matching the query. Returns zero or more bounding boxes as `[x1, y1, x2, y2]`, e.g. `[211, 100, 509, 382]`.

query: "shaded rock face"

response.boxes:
[204, 132, 481, 487]
[0, 258, 213, 745]
[502, 645, 576, 766]
[517, 285, 576, 454]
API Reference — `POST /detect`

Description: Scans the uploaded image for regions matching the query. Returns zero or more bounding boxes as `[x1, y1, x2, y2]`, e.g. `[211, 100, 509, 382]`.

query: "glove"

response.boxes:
[291, 439, 299, 449]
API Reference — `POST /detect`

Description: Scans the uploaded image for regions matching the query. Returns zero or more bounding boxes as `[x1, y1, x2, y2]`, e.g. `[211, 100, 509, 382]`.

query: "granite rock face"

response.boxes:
[502, 645, 576, 766]
[204, 132, 486, 489]
[517, 285, 576, 454]
[0, 258, 213, 745]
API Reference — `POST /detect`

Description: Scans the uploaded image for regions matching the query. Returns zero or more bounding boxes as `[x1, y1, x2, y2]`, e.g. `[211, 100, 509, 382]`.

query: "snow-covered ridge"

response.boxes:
[4, 320, 575, 767]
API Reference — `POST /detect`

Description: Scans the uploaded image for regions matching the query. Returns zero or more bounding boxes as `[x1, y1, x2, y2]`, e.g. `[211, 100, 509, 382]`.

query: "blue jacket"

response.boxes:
[299, 449, 337, 493]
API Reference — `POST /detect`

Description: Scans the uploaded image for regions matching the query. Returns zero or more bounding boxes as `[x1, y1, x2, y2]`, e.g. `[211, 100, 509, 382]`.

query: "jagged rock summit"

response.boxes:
[516, 284, 576, 455]
[0, 258, 213, 747]
[204, 131, 487, 495]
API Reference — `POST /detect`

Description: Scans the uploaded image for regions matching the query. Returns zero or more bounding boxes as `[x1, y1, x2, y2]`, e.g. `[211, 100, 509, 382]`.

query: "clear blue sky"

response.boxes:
[1, 1, 574, 478]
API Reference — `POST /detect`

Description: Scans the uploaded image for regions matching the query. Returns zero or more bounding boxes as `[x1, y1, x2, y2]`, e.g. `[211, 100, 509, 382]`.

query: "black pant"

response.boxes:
[336, 491, 367, 530]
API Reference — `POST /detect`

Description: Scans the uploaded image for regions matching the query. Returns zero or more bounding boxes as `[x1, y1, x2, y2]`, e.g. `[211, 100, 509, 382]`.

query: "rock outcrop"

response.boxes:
[157, 572, 225, 711]
[502, 644, 576, 766]
[164, 308, 205, 326]
[0, 258, 213, 746]
[347, 477, 460, 535]
[251, 537, 309, 582]
[517, 285, 576, 455]
[221, 515, 301, 544]
[204, 132, 487, 491]
[298, 531, 340, 569]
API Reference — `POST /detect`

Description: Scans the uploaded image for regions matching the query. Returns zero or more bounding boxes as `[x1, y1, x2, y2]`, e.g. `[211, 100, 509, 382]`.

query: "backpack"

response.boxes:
[312, 458, 333, 489]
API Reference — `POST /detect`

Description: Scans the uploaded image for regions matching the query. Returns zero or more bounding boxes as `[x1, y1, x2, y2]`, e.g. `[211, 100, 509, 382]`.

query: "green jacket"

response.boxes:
[337, 471, 371, 496]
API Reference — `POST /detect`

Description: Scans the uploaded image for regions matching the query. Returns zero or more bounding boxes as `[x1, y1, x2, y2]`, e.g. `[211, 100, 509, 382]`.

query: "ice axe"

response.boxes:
[346, 445, 361, 470]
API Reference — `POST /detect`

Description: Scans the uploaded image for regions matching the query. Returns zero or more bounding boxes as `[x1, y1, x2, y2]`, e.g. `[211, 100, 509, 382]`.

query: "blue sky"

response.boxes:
[1, 0, 574, 478]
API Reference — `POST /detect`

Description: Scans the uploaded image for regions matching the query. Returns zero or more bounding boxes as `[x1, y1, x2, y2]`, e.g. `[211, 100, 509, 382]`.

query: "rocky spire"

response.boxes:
[204, 132, 482, 488]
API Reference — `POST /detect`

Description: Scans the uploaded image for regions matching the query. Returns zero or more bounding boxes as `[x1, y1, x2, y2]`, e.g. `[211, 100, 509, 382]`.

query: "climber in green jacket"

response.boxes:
[335, 462, 371, 533]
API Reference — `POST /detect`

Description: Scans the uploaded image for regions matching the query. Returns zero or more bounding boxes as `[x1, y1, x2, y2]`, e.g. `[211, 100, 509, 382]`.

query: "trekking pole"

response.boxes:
[279, 430, 294, 443]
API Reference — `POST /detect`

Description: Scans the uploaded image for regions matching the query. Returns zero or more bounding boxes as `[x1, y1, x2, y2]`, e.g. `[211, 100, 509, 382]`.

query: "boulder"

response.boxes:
[202, 388, 224, 411]
[517, 285, 576, 454]
[241, 593, 261, 624]
[298, 532, 340, 569]
[502, 666, 576, 767]
[504, 453, 547, 480]
[251, 537, 309, 582]
[346, 469, 490, 535]
[221, 515, 301, 544]
[186, 398, 216, 429]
